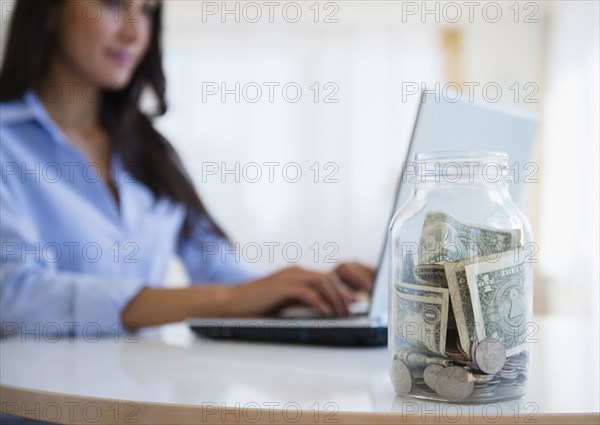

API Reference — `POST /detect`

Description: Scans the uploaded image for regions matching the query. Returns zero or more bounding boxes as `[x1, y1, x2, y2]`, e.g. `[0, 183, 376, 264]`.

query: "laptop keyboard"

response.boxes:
[277, 292, 371, 319]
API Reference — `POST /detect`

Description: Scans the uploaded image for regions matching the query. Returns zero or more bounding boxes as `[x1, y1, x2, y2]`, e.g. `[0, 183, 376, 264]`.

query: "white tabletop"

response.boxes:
[1, 314, 599, 424]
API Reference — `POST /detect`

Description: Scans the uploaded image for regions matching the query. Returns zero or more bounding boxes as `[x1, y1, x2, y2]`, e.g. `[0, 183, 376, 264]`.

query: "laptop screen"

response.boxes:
[368, 91, 538, 324]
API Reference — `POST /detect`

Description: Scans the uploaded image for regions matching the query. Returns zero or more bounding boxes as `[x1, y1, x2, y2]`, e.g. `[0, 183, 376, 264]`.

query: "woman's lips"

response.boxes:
[106, 50, 135, 67]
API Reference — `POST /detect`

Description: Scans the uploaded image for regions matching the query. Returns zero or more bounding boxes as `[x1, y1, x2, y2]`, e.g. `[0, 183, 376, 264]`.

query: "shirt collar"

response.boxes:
[0, 91, 73, 148]
[3, 91, 127, 171]
[23, 90, 73, 147]
[0, 94, 35, 123]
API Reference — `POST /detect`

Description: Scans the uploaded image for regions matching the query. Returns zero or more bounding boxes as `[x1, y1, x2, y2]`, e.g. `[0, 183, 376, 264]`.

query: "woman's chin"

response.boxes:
[98, 71, 136, 91]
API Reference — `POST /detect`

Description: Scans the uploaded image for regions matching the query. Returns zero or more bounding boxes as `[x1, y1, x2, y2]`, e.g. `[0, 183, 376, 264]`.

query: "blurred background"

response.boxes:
[1, 0, 598, 320]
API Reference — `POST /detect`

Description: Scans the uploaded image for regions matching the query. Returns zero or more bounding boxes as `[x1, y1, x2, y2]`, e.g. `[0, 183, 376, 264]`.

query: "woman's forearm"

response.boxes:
[120, 263, 374, 328]
[121, 286, 232, 328]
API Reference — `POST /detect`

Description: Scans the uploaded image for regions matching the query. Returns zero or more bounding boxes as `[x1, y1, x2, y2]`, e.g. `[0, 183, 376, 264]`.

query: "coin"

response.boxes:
[471, 389, 495, 398]
[391, 358, 414, 395]
[497, 366, 519, 380]
[470, 372, 496, 383]
[424, 364, 444, 390]
[435, 366, 474, 401]
[516, 374, 527, 385]
[394, 347, 450, 368]
[475, 339, 506, 374]
[505, 352, 528, 369]
[498, 378, 518, 386]
[471, 378, 499, 398]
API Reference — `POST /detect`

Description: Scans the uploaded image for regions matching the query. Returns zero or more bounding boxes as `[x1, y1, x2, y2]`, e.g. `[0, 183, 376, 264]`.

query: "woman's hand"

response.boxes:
[223, 266, 358, 317]
[223, 263, 376, 318]
[333, 262, 376, 293]
[121, 262, 376, 327]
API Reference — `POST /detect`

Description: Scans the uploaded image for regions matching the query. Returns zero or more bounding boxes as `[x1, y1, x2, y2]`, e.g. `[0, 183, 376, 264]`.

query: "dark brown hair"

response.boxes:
[0, 0, 222, 237]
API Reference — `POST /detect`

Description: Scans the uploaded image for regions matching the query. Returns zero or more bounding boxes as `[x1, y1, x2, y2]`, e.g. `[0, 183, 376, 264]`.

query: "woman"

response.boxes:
[0, 0, 374, 335]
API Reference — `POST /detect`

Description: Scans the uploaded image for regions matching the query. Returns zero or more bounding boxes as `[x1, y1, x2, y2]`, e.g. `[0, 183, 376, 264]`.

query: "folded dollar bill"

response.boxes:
[465, 248, 529, 357]
[394, 282, 449, 355]
[419, 211, 521, 263]
[445, 248, 528, 357]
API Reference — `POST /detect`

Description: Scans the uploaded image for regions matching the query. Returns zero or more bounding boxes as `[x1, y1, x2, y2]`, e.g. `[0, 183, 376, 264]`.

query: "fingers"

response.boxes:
[360, 264, 377, 280]
[314, 274, 349, 317]
[327, 271, 357, 305]
[334, 262, 375, 293]
[294, 270, 351, 317]
[284, 267, 356, 317]
[256, 266, 371, 318]
[289, 286, 333, 317]
[241, 272, 334, 317]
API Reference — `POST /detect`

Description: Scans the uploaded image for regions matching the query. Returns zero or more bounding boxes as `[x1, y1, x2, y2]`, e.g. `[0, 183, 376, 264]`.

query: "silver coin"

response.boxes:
[391, 358, 414, 395]
[489, 377, 502, 385]
[472, 390, 494, 395]
[473, 383, 494, 390]
[497, 367, 519, 380]
[505, 352, 529, 368]
[474, 380, 499, 391]
[475, 339, 506, 374]
[470, 372, 496, 383]
[394, 347, 450, 368]
[498, 378, 518, 386]
[435, 366, 474, 401]
[424, 364, 445, 390]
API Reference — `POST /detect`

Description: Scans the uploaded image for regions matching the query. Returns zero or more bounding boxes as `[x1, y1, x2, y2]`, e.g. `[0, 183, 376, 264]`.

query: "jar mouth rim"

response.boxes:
[406, 151, 513, 184]
[414, 151, 508, 162]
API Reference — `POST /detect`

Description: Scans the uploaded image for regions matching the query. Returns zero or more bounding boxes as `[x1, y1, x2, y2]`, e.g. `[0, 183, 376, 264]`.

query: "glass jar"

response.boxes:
[388, 151, 533, 403]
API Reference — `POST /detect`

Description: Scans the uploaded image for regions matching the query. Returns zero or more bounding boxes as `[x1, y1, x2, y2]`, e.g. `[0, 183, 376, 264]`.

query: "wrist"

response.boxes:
[190, 285, 238, 317]
[216, 285, 237, 317]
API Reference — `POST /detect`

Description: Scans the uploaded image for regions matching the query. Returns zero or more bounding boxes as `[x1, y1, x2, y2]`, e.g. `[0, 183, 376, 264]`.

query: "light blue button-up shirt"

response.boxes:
[0, 92, 257, 336]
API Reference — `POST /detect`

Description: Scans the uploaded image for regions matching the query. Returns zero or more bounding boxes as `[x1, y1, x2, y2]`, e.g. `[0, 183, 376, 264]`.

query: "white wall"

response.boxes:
[155, 1, 545, 275]
[1, 1, 597, 318]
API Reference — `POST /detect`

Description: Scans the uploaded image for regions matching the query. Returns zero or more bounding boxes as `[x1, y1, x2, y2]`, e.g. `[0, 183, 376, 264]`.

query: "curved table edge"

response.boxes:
[1, 384, 599, 425]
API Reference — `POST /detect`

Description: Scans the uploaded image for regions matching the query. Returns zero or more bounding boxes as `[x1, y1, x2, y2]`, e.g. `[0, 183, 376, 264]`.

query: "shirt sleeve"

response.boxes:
[177, 216, 264, 285]
[0, 184, 147, 337]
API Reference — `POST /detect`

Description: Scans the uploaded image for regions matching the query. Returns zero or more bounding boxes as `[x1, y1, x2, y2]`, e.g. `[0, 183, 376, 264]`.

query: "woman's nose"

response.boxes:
[119, 19, 142, 44]
[117, 3, 149, 44]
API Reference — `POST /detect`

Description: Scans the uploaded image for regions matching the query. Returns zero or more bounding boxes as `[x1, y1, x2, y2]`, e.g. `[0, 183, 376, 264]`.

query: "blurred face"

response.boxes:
[50, 0, 159, 88]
